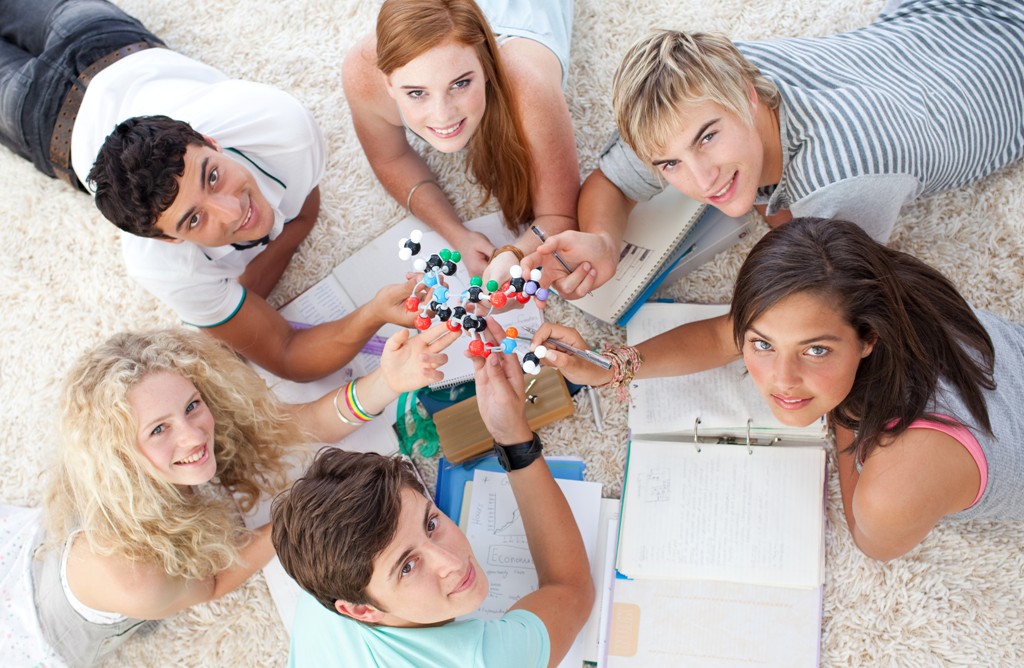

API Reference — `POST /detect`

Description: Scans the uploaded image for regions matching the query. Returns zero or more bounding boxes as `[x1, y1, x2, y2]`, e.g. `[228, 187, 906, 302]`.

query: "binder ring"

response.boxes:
[693, 417, 702, 453]
[746, 418, 754, 455]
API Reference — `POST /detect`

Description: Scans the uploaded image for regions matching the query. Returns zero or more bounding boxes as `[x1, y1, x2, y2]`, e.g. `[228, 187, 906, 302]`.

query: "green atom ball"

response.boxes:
[470, 276, 483, 286]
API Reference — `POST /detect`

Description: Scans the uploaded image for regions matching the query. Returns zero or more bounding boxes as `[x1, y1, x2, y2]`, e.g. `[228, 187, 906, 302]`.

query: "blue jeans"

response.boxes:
[0, 0, 161, 182]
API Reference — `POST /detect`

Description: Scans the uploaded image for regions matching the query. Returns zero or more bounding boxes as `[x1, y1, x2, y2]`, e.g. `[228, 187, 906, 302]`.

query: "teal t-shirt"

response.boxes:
[289, 591, 550, 667]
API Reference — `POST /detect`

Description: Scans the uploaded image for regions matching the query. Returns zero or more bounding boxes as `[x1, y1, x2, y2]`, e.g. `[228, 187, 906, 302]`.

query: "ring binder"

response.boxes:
[614, 302, 829, 667]
[690, 415, 783, 453]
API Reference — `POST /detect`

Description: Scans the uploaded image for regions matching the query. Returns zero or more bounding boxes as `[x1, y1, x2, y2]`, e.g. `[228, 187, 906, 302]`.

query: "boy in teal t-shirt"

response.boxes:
[271, 344, 595, 667]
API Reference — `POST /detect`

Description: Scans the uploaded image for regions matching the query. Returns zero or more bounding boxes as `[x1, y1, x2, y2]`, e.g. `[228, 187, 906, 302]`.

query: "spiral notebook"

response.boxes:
[273, 211, 542, 390]
[569, 188, 706, 326]
[607, 302, 827, 667]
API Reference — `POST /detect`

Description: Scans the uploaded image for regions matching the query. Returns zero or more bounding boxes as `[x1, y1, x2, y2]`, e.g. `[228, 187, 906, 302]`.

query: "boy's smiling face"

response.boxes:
[153, 140, 274, 247]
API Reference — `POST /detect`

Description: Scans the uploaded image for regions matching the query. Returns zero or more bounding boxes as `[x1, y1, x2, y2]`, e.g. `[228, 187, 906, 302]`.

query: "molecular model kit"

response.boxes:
[398, 230, 553, 374]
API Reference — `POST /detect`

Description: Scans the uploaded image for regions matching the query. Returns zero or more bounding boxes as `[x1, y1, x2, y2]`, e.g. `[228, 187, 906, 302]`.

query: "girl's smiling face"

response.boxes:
[128, 371, 218, 488]
[742, 291, 875, 427]
[384, 40, 488, 153]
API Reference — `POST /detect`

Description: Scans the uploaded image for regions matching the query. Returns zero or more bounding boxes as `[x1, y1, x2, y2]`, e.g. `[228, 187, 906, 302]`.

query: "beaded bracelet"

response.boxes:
[346, 377, 383, 422]
[489, 244, 524, 263]
[406, 178, 439, 217]
[333, 383, 361, 427]
[599, 344, 644, 401]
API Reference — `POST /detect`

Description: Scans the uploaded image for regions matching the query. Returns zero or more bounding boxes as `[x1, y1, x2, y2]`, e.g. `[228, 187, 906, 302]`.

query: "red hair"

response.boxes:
[377, 0, 533, 231]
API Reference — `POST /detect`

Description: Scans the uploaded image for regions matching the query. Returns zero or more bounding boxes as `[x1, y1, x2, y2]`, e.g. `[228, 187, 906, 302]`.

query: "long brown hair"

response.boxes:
[731, 218, 995, 462]
[376, 0, 533, 231]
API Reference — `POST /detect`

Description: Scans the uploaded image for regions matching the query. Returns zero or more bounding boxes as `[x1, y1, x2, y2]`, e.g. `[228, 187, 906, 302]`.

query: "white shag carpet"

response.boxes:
[1, 0, 1022, 665]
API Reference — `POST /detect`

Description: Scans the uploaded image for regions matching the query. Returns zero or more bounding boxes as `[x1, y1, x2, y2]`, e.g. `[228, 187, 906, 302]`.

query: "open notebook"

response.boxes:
[606, 302, 827, 667]
[460, 468, 606, 668]
[274, 211, 543, 390]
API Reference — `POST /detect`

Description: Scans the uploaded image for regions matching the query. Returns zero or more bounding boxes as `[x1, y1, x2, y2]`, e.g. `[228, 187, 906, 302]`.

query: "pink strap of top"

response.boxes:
[904, 413, 988, 508]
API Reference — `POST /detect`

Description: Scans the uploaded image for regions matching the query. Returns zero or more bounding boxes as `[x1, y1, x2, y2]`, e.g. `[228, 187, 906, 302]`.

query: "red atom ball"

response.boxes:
[405, 296, 420, 312]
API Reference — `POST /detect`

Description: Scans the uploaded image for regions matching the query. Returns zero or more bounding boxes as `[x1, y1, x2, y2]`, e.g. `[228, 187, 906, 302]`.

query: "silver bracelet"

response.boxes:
[333, 383, 361, 427]
[406, 178, 439, 217]
[349, 377, 383, 418]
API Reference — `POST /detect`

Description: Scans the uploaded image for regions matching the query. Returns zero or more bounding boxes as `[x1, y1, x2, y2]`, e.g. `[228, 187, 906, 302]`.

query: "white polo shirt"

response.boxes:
[72, 49, 325, 326]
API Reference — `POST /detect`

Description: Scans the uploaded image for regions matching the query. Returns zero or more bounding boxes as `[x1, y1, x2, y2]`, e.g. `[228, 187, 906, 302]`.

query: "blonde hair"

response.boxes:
[612, 29, 780, 163]
[44, 329, 302, 580]
[376, 0, 533, 231]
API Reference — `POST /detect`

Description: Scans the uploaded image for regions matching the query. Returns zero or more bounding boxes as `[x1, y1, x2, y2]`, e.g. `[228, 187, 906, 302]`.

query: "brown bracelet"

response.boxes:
[598, 344, 645, 401]
[489, 244, 524, 263]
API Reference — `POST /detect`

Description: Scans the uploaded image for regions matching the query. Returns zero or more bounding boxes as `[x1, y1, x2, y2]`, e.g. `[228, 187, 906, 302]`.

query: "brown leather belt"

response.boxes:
[49, 41, 161, 189]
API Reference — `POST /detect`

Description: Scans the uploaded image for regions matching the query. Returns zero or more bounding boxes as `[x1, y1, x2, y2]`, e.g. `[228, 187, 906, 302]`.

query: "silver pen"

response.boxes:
[585, 385, 605, 432]
[516, 327, 613, 370]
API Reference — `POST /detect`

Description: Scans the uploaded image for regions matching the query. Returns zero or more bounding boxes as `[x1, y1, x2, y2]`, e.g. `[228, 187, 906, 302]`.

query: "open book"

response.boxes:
[569, 190, 755, 327]
[607, 302, 827, 667]
[275, 211, 543, 389]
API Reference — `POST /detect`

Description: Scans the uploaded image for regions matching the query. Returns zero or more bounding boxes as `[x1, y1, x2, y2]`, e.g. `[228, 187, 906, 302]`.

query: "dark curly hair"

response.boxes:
[87, 115, 212, 238]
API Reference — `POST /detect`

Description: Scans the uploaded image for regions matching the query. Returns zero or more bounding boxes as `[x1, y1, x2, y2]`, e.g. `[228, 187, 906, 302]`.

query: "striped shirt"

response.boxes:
[598, 0, 1024, 241]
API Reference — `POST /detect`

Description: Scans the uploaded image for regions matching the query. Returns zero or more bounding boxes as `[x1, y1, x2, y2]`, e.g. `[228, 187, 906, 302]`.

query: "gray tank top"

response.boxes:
[31, 530, 154, 667]
[937, 311, 1024, 521]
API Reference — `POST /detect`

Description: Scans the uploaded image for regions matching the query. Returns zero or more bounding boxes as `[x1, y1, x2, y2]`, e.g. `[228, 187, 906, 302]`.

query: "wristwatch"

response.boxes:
[493, 432, 543, 472]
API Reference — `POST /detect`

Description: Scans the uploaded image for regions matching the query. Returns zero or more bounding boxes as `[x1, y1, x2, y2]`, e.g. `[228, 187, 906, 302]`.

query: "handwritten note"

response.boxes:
[464, 470, 602, 668]
[617, 440, 825, 589]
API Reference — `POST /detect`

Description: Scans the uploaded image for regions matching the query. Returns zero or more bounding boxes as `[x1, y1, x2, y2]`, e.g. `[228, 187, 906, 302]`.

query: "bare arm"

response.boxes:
[484, 38, 580, 287]
[753, 203, 792, 229]
[68, 524, 275, 620]
[523, 168, 637, 297]
[529, 314, 739, 387]
[207, 278, 418, 382]
[342, 36, 494, 276]
[473, 338, 594, 666]
[835, 426, 980, 561]
[286, 323, 460, 441]
[239, 187, 320, 299]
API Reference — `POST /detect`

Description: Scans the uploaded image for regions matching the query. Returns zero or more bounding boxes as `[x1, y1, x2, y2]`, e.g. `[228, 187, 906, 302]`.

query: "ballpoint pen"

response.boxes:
[529, 225, 595, 297]
[530, 225, 575, 275]
[515, 326, 612, 370]
[585, 385, 605, 432]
